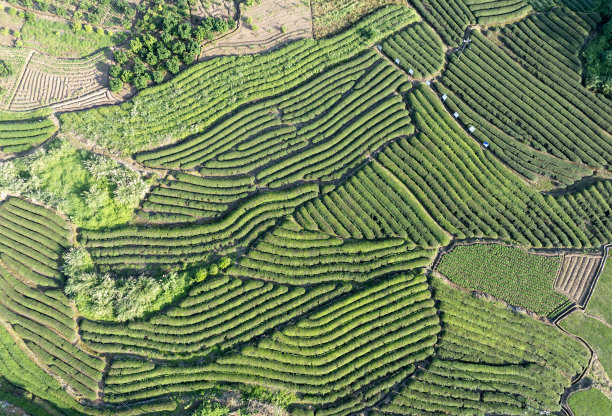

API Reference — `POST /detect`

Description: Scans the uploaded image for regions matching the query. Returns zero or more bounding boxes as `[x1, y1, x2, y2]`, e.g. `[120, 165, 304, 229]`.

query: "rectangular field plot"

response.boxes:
[554, 253, 605, 306]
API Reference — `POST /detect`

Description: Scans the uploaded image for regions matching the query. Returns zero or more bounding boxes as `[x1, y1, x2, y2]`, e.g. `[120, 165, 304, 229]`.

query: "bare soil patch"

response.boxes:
[200, 0, 312, 57]
[311, 0, 406, 38]
[4, 48, 114, 111]
[190, 0, 236, 20]
[555, 253, 605, 306]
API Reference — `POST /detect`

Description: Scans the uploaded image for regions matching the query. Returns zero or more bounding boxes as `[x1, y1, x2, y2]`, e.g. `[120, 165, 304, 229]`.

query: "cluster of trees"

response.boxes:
[584, 2, 612, 96]
[109, 0, 235, 92]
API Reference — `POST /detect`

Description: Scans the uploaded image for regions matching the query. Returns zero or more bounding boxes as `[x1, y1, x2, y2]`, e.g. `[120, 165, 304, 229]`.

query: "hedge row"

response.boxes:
[433, 82, 593, 188]
[82, 184, 319, 268]
[102, 274, 439, 408]
[64, 5, 419, 156]
[79, 278, 348, 359]
[381, 22, 445, 78]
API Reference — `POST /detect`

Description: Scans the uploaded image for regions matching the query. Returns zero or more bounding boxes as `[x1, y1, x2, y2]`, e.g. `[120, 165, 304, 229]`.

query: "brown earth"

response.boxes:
[200, 0, 312, 57]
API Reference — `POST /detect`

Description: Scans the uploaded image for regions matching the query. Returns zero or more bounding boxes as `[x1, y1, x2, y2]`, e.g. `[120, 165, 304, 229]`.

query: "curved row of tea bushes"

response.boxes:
[0, 197, 71, 288]
[465, 0, 532, 25]
[79, 277, 348, 359]
[379, 85, 592, 248]
[62, 6, 419, 155]
[81, 184, 319, 270]
[136, 172, 256, 223]
[0, 108, 57, 154]
[227, 220, 436, 285]
[293, 164, 449, 247]
[434, 83, 593, 187]
[381, 22, 445, 78]
[375, 278, 590, 416]
[102, 274, 439, 410]
[442, 32, 612, 168]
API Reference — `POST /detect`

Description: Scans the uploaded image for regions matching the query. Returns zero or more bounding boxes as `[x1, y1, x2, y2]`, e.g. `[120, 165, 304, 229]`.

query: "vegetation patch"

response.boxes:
[569, 388, 612, 416]
[586, 254, 612, 324]
[0, 139, 149, 229]
[436, 243, 570, 316]
[560, 311, 612, 377]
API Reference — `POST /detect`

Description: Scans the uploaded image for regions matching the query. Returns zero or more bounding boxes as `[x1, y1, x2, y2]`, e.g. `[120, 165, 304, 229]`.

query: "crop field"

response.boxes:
[554, 252, 604, 305]
[0, 1, 610, 415]
[568, 388, 612, 416]
[436, 243, 570, 316]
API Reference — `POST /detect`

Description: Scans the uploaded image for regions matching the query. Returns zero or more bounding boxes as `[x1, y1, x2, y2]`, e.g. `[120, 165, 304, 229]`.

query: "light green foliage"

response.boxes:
[437, 243, 570, 316]
[569, 388, 612, 416]
[560, 311, 612, 377]
[0, 139, 148, 230]
[20, 18, 121, 57]
[586, 256, 612, 324]
[243, 386, 297, 409]
[191, 400, 230, 416]
[64, 266, 190, 322]
[195, 268, 208, 282]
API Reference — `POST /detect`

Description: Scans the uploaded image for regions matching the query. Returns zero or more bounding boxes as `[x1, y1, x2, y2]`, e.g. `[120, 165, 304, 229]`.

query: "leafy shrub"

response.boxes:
[0, 60, 12, 78]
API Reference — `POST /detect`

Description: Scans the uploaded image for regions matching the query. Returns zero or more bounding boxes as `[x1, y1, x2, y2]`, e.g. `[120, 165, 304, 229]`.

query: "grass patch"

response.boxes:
[586, 255, 612, 325]
[436, 243, 570, 316]
[20, 18, 122, 57]
[560, 311, 612, 377]
[568, 388, 612, 416]
[0, 138, 150, 230]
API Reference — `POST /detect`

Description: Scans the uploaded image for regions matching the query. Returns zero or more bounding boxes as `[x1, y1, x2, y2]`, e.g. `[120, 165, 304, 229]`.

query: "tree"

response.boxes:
[114, 50, 128, 66]
[166, 56, 180, 74]
[172, 40, 186, 55]
[181, 52, 195, 65]
[146, 52, 158, 66]
[176, 22, 191, 40]
[109, 65, 122, 78]
[130, 37, 143, 54]
[109, 78, 123, 93]
[194, 268, 207, 282]
[152, 70, 165, 84]
[208, 263, 219, 276]
[120, 69, 134, 83]
[133, 74, 150, 90]
[219, 257, 231, 269]
[133, 61, 147, 76]
[156, 44, 171, 60]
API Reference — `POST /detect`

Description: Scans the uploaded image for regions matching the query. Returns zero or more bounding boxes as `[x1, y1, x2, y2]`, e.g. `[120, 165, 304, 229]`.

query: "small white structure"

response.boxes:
[453, 112, 459, 118]
[377, 44, 382, 51]
[468, 125, 476, 133]
[408, 69, 414, 75]
[395, 58, 400, 65]
[483, 141, 490, 148]
[442, 94, 447, 101]
[425, 80, 431, 86]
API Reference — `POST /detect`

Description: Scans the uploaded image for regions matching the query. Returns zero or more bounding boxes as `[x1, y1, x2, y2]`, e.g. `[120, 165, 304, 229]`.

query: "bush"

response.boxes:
[114, 49, 128, 66]
[134, 74, 150, 90]
[120, 69, 133, 83]
[0, 60, 12, 78]
[195, 268, 207, 282]
[152, 70, 165, 84]
[109, 78, 123, 93]
[109, 64, 122, 78]
[208, 264, 219, 276]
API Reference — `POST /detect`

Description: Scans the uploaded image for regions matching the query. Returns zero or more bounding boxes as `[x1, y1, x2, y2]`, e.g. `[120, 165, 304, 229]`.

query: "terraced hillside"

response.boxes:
[0, 1, 610, 415]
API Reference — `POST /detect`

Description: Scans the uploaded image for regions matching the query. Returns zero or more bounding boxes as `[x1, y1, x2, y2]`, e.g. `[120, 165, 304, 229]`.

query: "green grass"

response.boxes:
[560, 311, 612, 377]
[586, 255, 612, 325]
[20, 19, 123, 57]
[436, 243, 570, 316]
[568, 388, 612, 416]
[0, 139, 149, 230]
